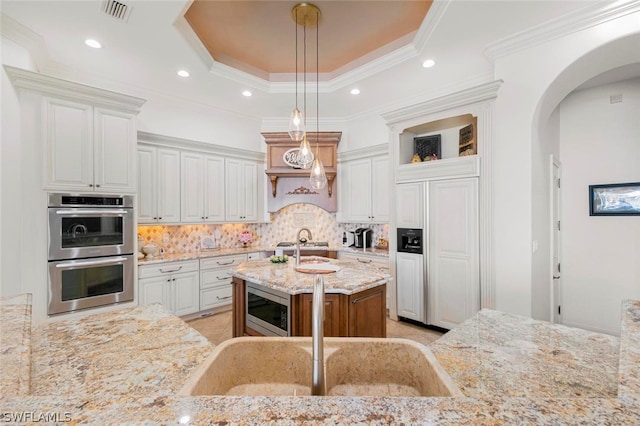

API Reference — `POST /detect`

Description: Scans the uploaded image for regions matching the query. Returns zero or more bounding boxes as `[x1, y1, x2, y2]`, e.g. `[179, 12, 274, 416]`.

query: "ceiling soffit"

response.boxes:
[183, 0, 433, 89]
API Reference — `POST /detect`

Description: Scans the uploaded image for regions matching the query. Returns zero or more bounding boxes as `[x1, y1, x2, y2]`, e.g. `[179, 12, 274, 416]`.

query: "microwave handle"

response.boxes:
[55, 209, 129, 215]
[55, 256, 128, 268]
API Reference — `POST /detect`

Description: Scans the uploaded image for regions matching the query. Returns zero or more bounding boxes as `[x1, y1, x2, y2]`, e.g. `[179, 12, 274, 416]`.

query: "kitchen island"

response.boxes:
[2, 293, 640, 424]
[229, 258, 391, 338]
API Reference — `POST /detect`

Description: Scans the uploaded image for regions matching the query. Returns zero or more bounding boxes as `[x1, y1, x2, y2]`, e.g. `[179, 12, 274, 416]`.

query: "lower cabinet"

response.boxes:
[138, 259, 200, 316]
[338, 251, 390, 308]
[199, 254, 247, 311]
[293, 286, 386, 337]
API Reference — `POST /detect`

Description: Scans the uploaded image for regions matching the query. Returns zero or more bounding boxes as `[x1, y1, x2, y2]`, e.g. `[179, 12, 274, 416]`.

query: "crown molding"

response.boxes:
[381, 80, 503, 126]
[338, 143, 388, 162]
[4, 65, 146, 113]
[137, 131, 266, 162]
[413, 0, 451, 53]
[0, 13, 49, 70]
[485, 0, 640, 61]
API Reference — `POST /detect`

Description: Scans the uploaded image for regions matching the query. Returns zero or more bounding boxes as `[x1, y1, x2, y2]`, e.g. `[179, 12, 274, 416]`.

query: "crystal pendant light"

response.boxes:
[309, 7, 327, 190]
[288, 7, 305, 142]
[297, 134, 314, 169]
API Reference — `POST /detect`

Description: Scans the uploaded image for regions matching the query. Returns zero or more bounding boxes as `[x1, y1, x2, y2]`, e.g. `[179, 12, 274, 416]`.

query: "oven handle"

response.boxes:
[55, 209, 130, 215]
[55, 256, 129, 268]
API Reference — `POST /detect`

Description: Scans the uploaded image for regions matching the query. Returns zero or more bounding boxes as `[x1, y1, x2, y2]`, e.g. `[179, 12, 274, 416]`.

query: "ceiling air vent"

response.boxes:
[100, 0, 132, 22]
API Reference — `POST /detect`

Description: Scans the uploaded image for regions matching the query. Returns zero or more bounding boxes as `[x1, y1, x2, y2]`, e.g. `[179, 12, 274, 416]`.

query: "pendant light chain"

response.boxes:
[315, 8, 319, 156]
[294, 8, 298, 112]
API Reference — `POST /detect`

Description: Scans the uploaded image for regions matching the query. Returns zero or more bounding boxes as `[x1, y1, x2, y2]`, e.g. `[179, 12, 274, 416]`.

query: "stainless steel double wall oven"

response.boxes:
[47, 193, 135, 315]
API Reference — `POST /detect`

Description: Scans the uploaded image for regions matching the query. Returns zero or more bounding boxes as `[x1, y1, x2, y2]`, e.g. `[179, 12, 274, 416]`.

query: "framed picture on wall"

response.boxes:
[589, 182, 640, 216]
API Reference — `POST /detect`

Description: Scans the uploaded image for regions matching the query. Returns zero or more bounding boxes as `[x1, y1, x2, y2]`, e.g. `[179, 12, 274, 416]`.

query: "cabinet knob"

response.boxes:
[88, 184, 93, 187]
[201, 217, 205, 219]
[96, 184, 100, 188]
[158, 217, 162, 220]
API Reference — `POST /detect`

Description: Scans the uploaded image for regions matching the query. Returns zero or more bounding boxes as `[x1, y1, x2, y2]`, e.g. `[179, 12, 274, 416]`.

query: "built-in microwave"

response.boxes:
[246, 282, 291, 337]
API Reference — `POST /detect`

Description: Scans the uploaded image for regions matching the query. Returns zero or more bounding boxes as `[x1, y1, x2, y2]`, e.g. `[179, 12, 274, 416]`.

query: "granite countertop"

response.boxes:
[229, 258, 391, 295]
[138, 245, 389, 265]
[2, 295, 640, 424]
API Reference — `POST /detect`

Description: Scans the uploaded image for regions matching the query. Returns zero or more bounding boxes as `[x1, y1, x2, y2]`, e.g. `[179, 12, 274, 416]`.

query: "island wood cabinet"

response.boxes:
[138, 259, 200, 317]
[137, 145, 181, 223]
[181, 152, 226, 223]
[232, 278, 386, 338]
[339, 154, 390, 223]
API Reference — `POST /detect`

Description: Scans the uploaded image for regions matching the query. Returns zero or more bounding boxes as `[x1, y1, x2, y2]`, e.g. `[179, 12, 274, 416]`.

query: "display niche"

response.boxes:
[398, 114, 477, 165]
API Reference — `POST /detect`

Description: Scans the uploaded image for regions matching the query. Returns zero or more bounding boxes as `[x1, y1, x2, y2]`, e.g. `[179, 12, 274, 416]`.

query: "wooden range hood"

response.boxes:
[262, 131, 341, 197]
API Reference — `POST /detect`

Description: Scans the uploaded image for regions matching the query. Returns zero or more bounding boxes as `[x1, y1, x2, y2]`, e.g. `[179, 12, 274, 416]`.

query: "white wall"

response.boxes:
[559, 78, 640, 335]
[493, 10, 640, 318]
[0, 36, 36, 298]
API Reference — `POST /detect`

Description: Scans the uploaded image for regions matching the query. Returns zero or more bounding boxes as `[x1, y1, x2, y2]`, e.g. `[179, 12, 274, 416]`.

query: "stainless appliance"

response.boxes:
[246, 281, 291, 336]
[47, 193, 135, 315]
[353, 227, 373, 248]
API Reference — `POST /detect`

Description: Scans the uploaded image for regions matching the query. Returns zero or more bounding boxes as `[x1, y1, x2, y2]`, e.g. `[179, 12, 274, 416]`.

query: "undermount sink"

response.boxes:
[276, 241, 329, 248]
[179, 337, 463, 397]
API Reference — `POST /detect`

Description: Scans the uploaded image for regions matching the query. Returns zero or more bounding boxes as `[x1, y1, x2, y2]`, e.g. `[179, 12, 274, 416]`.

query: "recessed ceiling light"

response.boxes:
[350, 88, 360, 95]
[177, 70, 190, 78]
[422, 59, 436, 68]
[85, 39, 102, 49]
[242, 90, 252, 97]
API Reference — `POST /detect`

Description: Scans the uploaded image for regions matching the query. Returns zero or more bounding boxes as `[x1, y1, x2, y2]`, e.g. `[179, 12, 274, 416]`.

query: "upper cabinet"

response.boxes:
[181, 152, 225, 223]
[5, 66, 145, 194]
[138, 145, 181, 224]
[338, 144, 389, 223]
[225, 158, 258, 222]
[137, 132, 266, 224]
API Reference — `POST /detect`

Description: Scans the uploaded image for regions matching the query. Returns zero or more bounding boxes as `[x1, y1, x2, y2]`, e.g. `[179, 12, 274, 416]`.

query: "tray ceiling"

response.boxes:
[184, 0, 432, 80]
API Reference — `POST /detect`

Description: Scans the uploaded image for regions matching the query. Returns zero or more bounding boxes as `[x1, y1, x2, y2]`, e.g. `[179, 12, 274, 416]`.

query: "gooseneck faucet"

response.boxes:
[295, 228, 313, 266]
[311, 274, 325, 396]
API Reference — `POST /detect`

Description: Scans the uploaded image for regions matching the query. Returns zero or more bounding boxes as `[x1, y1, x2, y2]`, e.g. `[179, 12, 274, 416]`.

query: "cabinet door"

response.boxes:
[137, 146, 157, 223]
[172, 271, 200, 316]
[295, 293, 342, 337]
[348, 285, 386, 337]
[427, 178, 479, 329]
[139, 276, 170, 308]
[43, 97, 93, 190]
[395, 182, 424, 228]
[181, 152, 204, 222]
[225, 159, 243, 221]
[343, 159, 372, 222]
[241, 160, 258, 221]
[203, 155, 225, 222]
[396, 252, 425, 322]
[94, 107, 136, 193]
[156, 148, 181, 223]
[370, 155, 390, 222]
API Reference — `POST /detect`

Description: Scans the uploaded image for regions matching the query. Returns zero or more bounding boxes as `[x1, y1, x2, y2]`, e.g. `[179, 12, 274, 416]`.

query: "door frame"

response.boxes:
[549, 155, 562, 323]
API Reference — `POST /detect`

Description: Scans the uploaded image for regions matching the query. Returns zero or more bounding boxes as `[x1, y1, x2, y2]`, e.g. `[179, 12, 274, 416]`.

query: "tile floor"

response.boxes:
[187, 311, 444, 347]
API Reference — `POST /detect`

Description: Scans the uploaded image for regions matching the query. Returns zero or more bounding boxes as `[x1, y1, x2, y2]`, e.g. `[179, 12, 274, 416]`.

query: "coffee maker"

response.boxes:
[354, 228, 373, 248]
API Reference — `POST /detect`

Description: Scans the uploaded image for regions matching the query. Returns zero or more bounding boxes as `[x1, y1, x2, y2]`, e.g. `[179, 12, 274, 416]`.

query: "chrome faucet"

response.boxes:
[311, 274, 325, 396]
[295, 228, 313, 266]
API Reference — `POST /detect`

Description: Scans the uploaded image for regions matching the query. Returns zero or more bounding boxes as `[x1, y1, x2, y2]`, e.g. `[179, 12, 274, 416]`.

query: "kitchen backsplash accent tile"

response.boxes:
[138, 204, 389, 252]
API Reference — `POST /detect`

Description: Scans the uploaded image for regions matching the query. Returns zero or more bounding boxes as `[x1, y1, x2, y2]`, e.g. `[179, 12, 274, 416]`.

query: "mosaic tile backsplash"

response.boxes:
[138, 203, 389, 253]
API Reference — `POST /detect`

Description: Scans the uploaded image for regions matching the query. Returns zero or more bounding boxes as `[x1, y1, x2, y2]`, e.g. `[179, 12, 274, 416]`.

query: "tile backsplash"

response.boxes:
[138, 203, 389, 253]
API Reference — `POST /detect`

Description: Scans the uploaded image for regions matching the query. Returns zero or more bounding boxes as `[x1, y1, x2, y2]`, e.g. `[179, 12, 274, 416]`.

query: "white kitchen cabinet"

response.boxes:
[43, 98, 137, 193]
[427, 178, 479, 329]
[181, 152, 226, 223]
[395, 182, 424, 228]
[199, 254, 247, 311]
[225, 159, 258, 222]
[137, 145, 181, 223]
[340, 154, 389, 223]
[138, 260, 200, 316]
[396, 252, 425, 322]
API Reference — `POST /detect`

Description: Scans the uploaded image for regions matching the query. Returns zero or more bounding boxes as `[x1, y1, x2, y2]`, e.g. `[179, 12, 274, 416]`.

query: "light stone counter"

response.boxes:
[2, 295, 640, 424]
[230, 258, 391, 295]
